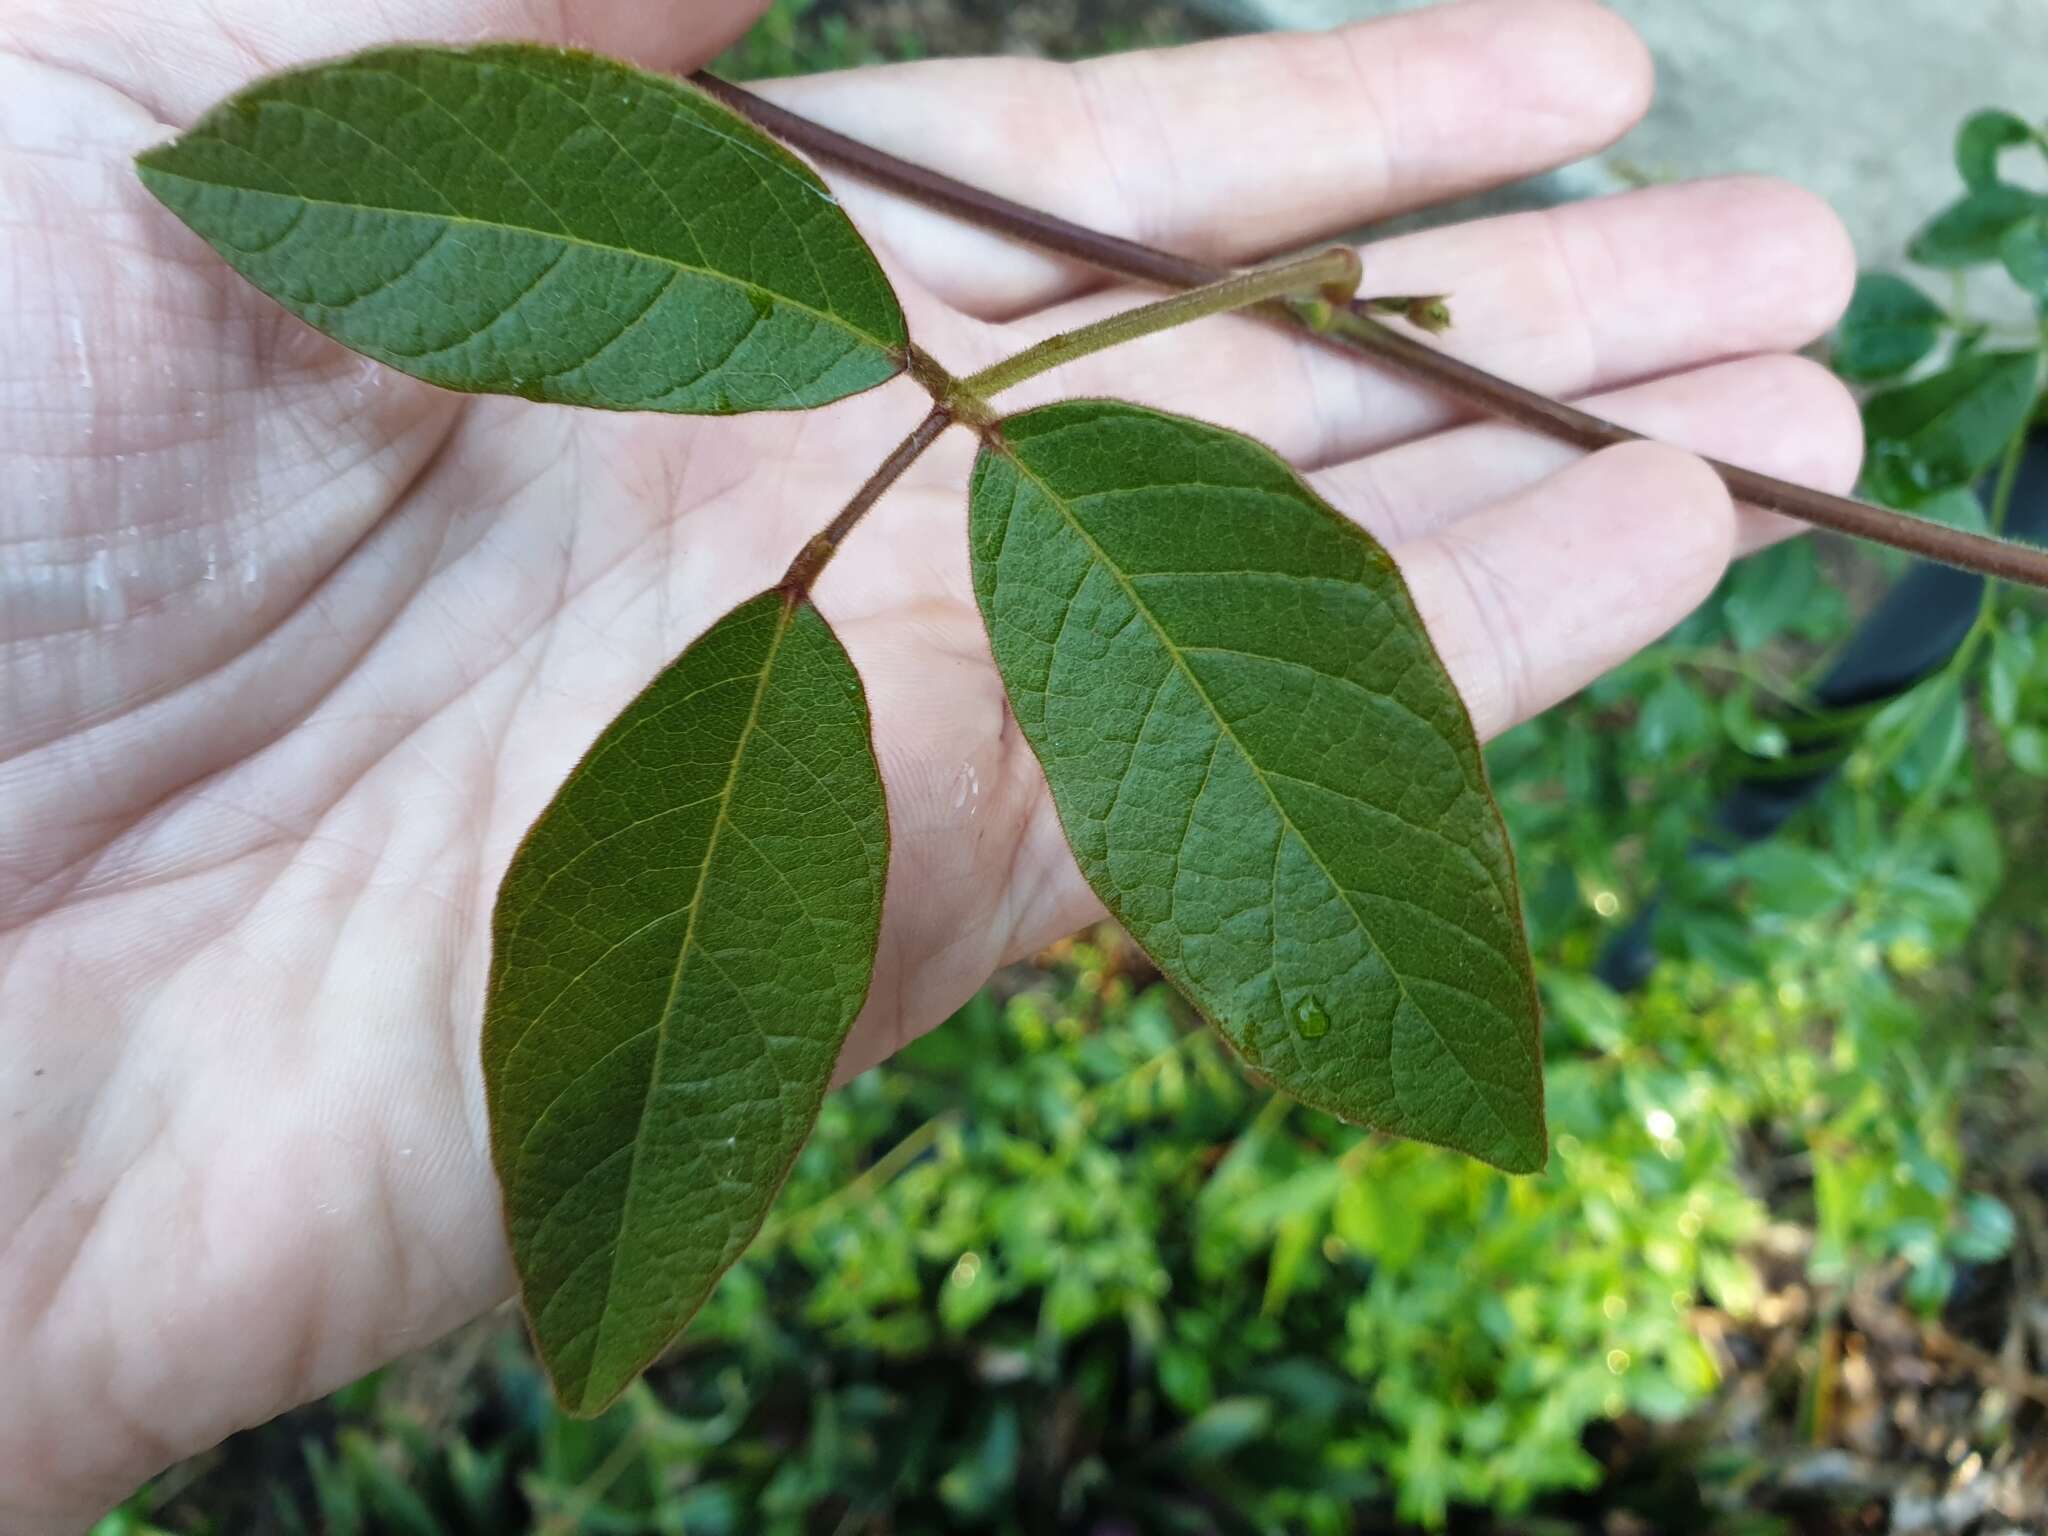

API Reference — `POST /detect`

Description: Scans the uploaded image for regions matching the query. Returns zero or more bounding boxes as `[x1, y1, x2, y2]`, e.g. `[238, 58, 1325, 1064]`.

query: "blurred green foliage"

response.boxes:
[99, 29, 2048, 1536]
[713, 0, 923, 80]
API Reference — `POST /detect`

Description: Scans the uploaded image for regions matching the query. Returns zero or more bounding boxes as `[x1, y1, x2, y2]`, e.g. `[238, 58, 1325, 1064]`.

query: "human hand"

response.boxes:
[0, 0, 1859, 1524]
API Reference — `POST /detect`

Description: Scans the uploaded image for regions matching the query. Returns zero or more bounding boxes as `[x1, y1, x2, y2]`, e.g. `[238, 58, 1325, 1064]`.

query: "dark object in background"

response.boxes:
[1599, 431, 2048, 992]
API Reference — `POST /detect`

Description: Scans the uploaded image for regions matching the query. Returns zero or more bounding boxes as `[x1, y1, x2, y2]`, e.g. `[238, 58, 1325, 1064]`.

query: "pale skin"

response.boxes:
[0, 0, 1866, 1525]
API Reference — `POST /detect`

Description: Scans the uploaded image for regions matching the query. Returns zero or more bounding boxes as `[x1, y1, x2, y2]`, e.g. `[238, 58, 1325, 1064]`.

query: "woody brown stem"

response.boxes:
[780, 403, 955, 597]
[697, 71, 2048, 591]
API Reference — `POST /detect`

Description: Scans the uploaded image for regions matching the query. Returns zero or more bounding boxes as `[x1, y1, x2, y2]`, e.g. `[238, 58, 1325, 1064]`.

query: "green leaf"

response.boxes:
[2003, 216, 2048, 304]
[1736, 844, 1854, 922]
[1863, 350, 2040, 499]
[1169, 1397, 1274, 1464]
[1832, 272, 1945, 382]
[2006, 723, 2048, 777]
[969, 400, 1544, 1172]
[1634, 672, 1713, 759]
[1891, 677, 1967, 796]
[1908, 486, 1990, 534]
[936, 1405, 1020, 1518]
[136, 44, 906, 412]
[1988, 623, 2034, 730]
[484, 590, 889, 1413]
[1157, 1341, 1216, 1412]
[1541, 973, 1629, 1053]
[1722, 540, 1820, 652]
[1956, 109, 2040, 190]
[1719, 688, 1788, 761]
[1908, 184, 2041, 269]
[1951, 1192, 2016, 1263]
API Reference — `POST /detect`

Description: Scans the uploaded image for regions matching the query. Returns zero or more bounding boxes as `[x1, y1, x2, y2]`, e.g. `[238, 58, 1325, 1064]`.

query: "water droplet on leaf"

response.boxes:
[1291, 996, 1329, 1040]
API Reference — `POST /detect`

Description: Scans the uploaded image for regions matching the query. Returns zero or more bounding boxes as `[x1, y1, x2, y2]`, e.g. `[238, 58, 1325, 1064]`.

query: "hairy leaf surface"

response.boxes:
[137, 45, 906, 412]
[969, 401, 1544, 1172]
[485, 592, 888, 1413]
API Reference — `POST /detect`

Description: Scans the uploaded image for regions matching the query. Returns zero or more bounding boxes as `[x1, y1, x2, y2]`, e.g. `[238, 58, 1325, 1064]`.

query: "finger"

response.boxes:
[10, 0, 768, 123]
[1314, 354, 1864, 553]
[1002, 176, 1857, 471]
[761, 0, 1652, 320]
[1396, 441, 1737, 741]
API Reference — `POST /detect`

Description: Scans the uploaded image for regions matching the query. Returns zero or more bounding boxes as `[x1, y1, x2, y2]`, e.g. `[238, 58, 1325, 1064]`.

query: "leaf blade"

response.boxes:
[484, 591, 888, 1412]
[1832, 272, 1945, 383]
[1863, 350, 2041, 501]
[1956, 109, 2041, 190]
[1908, 184, 2041, 270]
[969, 401, 1544, 1172]
[136, 45, 906, 412]
[2003, 216, 2048, 304]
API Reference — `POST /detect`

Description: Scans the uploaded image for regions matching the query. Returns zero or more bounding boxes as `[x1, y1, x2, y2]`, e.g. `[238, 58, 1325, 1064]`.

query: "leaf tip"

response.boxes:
[524, 1314, 645, 1421]
[1494, 1043, 1550, 1177]
[1492, 1127, 1550, 1178]
[561, 1369, 632, 1422]
[133, 140, 202, 214]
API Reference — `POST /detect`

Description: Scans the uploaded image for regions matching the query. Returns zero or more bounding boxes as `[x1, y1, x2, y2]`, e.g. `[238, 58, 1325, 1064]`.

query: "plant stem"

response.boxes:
[960, 247, 1360, 400]
[1988, 422, 2029, 537]
[1980, 425, 2032, 632]
[1313, 305, 2048, 579]
[759, 1109, 964, 1247]
[780, 402, 954, 595]
[697, 71, 2048, 593]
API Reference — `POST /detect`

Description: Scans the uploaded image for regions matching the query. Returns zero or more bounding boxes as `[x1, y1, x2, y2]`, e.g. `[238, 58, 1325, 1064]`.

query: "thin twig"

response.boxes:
[959, 246, 1360, 399]
[696, 71, 2048, 591]
[779, 400, 954, 594]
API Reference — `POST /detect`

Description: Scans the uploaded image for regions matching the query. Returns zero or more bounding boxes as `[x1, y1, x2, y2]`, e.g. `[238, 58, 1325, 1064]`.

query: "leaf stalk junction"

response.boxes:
[783, 247, 1368, 594]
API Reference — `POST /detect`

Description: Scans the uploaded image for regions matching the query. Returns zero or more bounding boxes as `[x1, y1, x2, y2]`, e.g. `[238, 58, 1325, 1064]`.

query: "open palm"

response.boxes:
[0, 0, 1863, 1526]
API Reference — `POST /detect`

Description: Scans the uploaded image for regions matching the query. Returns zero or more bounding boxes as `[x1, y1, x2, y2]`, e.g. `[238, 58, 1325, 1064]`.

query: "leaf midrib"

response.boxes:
[577, 596, 793, 1404]
[994, 445, 1534, 1152]
[135, 162, 904, 360]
